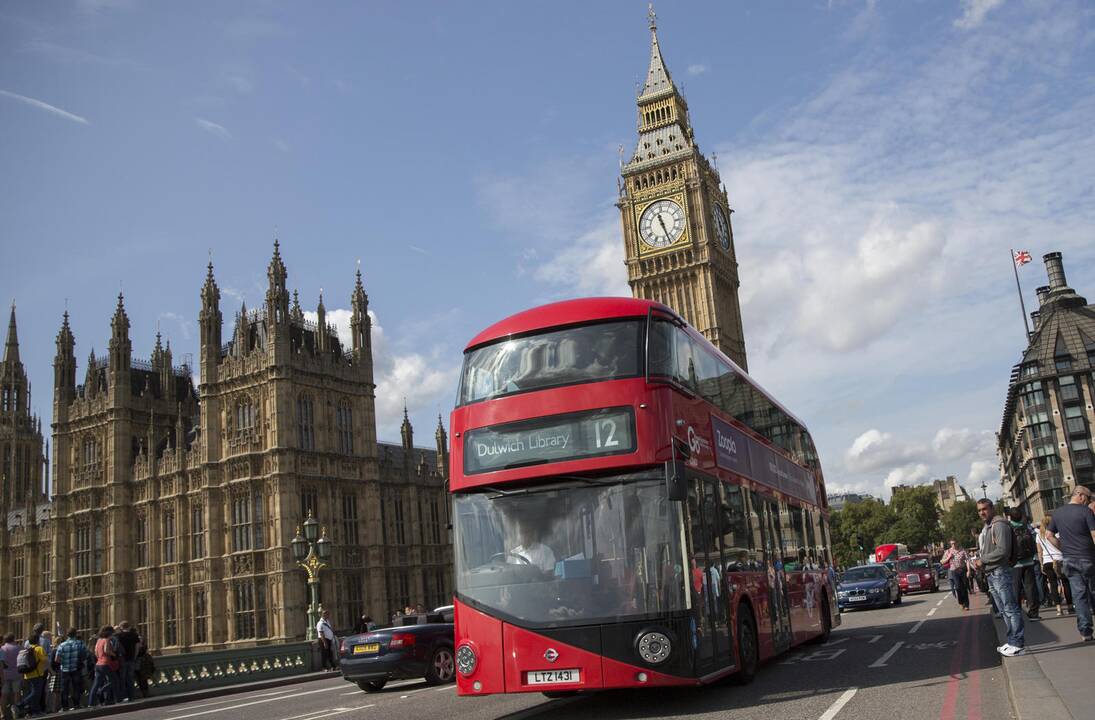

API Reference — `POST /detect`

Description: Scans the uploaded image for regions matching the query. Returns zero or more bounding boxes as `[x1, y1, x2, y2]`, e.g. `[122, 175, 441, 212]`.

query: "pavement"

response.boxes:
[26, 590, 1015, 720]
[988, 596, 1093, 720]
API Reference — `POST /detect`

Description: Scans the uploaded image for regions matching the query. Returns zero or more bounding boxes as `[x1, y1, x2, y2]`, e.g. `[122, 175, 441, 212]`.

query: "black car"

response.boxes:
[339, 606, 455, 692]
[837, 564, 901, 611]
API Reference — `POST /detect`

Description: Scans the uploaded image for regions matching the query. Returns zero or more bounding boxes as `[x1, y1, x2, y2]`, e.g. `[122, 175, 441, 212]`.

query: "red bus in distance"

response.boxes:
[450, 298, 837, 696]
[873, 544, 909, 565]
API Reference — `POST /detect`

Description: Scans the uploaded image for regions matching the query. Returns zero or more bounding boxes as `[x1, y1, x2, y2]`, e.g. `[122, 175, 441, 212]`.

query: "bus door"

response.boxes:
[753, 493, 792, 654]
[686, 475, 732, 675]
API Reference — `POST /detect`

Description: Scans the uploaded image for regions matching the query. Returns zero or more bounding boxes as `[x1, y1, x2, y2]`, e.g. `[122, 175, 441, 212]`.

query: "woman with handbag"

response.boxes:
[1038, 515, 1074, 615]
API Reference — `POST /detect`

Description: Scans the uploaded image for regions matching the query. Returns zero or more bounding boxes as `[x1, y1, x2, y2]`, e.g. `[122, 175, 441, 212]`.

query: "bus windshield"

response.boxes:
[453, 476, 688, 627]
[458, 320, 642, 405]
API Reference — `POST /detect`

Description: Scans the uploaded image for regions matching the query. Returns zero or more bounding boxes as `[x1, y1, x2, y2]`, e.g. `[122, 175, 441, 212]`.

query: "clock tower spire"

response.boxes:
[618, 6, 748, 371]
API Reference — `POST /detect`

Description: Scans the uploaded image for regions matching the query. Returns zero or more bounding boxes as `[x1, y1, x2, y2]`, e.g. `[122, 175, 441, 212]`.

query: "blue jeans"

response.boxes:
[949, 568, 969, 608]
[89, 665, 118, 706]
[1061, 557, 1095, 638]
[17, 677, 46, 715]
[119, 660, 136, 701]
[987, 565, 1025, 648]
[59, 670, 84, 709]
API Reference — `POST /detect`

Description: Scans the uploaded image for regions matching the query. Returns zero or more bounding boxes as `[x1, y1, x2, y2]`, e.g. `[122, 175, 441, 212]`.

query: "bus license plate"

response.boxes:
[354, 643, 380, 655]
[527, 669, 580, 685]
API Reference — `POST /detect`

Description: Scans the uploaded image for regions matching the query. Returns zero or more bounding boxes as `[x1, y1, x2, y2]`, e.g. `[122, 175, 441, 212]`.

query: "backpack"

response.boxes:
[1013, 524, 1036, 564]
[16, 646, 35, 674]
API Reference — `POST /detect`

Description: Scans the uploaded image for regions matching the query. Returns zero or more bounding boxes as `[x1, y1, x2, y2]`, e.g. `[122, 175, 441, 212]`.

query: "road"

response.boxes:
[112, 589, 1012, 720]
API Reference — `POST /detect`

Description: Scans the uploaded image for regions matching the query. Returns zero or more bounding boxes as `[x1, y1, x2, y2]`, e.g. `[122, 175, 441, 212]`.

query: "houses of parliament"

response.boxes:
[0, 8, 748, 650]
[0, 244, 453, 647]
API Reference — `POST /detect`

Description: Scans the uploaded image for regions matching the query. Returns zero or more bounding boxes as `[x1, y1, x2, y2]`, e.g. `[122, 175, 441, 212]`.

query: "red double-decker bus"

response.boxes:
[449, 298, 836, 696]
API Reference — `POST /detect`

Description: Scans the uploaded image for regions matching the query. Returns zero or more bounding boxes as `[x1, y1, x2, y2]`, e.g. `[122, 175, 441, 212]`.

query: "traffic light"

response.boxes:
[856, 534, 866, 551]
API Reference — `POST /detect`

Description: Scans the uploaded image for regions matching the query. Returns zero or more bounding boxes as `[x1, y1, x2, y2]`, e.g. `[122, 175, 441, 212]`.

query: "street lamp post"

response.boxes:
[291, 511, 332, 640]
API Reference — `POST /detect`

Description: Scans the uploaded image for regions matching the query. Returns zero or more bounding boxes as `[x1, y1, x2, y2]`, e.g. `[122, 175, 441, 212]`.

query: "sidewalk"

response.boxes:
[990, 604, 1092, 720]
[47, 669, 336, 720]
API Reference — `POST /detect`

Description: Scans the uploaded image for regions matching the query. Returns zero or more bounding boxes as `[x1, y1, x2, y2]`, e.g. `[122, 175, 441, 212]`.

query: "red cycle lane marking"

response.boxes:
[939, 607, 972, 720]
[966, 611, 982, 720]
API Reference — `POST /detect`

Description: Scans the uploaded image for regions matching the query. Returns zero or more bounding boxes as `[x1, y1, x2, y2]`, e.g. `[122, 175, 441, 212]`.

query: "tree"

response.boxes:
[940, 500, 981, 548]
[830, 499, 896, 569]
[890, 486, 942, 552]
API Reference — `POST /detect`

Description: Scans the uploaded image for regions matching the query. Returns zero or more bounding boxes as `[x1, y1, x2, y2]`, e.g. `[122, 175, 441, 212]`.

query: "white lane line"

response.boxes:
[909, 620, 926, 634]
[927, 608, 938, 617]
[865, 634, 883, 644]
[822, 637, 850, 647]
[869, 641, 903, 667]
[164, 688, 299, 713]
[339, 691, 361, 696]
[168, 685, 334, 719]
[936, 597, 946, 607]
[278, 706, 375, 720]
[818, 688, 857, 720]
[433, 684, 455, 692]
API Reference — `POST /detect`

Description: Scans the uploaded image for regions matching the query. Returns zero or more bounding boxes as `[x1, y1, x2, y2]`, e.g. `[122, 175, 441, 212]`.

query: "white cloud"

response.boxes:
[158, 312, 193, 341]
[883, 463, 931, 490]
[525, 215, 631, 298]
[0, 89, 89, 125]
[932, 427, 993, 462]
[954, 0, 1005, 30]
[195, 117, 231, 140]
[845, 428, 922, 473]
[966, 460, 999, 498]
[687, 64, 709, 76]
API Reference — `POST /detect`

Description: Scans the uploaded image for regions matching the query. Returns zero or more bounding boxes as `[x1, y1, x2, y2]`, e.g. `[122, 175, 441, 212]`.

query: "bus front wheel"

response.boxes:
[731, 607, 758, 685]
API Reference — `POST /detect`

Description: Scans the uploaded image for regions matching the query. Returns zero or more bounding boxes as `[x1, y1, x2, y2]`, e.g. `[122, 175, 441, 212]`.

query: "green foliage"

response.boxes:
[890, 486, 942, 552]
[829, 499, 896, 568]
[940, 500, 981, 547]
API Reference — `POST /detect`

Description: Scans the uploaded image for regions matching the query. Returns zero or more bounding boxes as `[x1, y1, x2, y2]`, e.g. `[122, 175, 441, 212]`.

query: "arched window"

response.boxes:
[337, 400, 354, 455]
[297, 395, 315, 450]
[236, 397, 255, 434]
[82, 437, 98, 467]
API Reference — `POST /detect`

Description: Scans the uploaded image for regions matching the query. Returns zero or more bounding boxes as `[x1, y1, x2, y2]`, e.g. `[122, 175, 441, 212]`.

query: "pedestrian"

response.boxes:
[54, 628, 88, 711]
[1037, 516, 1074, 615]
[315, 610, 339, 672]
[16, 634, 48, 717]
[941, 539, 970, 610]
[88, 625, 120, 706]
[354, 615, 376, 634]
[1046, 485, 1095, 642]
[134, 639, 154, 699]
[1008, 508, 1041, 620]
[115, 621, 140, 702]
[975, 498, 1025, 656]
[1, 633, 21, 720]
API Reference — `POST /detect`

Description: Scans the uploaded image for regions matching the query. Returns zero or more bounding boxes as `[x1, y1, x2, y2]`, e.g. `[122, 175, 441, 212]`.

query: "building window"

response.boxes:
[1055, 355, 1073, 372]
[75, 523, 92, 576]
[234, 581, 255, 639]
[41, 552, 50, 591]
[297, 395, 315, 450]
[232, 494, 252, 552]
[191, 503, 205, 560]
[393, 494, 406, 545]
[135, 595, 149, 641]
[256, 582, 268, 638]
[163, 592, 178, 647]
[1034, 443, 1060, 471]
[253, 491, 265, 549]
[75, 602, 92, 640]
[337, 401, 354, 455]
[136, 514, 149, 567]
[81, 437, 99, 467]
[94, 525, 104, 573]
[341, 493, 358, 545]
[1021, 381, 1046, 409]
[1021, 362, 1040, 377]
[435, 567, 447, 608]
[193, 590, 208, 644]
[163, 510, 176, 563]
[300, 487, 318, 520]
[12, 552, 25, 596]
[429, 496, 442, 544]
[1065, 406, 1086, 435]
[236, 398, 255, 433]
[1059, 375, 1081, 403]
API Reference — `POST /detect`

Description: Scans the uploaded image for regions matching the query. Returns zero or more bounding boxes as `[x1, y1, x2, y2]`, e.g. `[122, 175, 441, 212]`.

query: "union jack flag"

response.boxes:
[1013, 250, 1032, 267]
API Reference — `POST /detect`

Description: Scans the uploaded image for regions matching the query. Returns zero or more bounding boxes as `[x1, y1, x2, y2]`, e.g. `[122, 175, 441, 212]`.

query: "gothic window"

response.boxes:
[75, 602, 92, 641]
[135, 595, 149, 641]
[337, 400, 354, 455]
[300, 486, 318, 520]
[393, 493, 406, 545]
[75, 522, 92, 576]
[82, 437, 99, 467]
[341, 493, 358, 545]
[191, 503, 205, 560]
[163, 591, 178, 646]
[235, 397, 256, 435]
[232, 494, 253, 552]
[429, 495, 442, 545]
[94, 524, 104, 573]
[234, 580, 255, 639]
[297, 395, 315, 450]
[253, 491, 265, 549]
[12, 552, 25, 596]
[345, 575, 364, 627]
[136, 514, 149, 567]
[193, 590, 208, 644]
[163, 509, 176, 563]
[41, 552, 50, 591]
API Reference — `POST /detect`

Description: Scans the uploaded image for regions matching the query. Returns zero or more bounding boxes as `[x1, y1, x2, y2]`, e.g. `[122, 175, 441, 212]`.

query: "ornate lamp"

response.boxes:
[291, 527, 308, 562]
[316, 528, 332, 560]
[303, 512, 319, 543]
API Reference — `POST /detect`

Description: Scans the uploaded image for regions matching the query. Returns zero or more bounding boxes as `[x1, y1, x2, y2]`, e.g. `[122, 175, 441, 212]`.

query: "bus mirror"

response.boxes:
[665, 460, 688, 501]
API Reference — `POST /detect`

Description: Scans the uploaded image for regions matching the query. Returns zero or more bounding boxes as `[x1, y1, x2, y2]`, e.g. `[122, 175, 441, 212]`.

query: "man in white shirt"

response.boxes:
[509, 520, 556, 574]
[316, 609, 338, 671]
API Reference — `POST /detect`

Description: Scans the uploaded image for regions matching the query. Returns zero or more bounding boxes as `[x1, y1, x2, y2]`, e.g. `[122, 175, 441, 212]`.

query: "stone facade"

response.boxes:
[0, 244, 453, 649]
[998, 252, 1095, 523]
[616, 10, 748, 371]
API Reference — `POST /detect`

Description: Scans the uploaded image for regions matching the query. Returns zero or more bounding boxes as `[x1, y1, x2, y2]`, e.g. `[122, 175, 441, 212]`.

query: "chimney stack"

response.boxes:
[1030, 309, 1041, 330]
[1035, 285, 1050, 306]
[1044, 252, 1067, 290]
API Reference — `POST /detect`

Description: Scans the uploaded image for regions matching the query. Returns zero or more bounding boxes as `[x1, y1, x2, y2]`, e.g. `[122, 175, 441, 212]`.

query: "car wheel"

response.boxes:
[358, 680, 386, 693]
[731, 606, 759, 685]
[425, 646, 456, 685]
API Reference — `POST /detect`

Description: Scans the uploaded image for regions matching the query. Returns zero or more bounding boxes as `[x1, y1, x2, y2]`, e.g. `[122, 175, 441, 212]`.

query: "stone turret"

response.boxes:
[53, 311, 76, 414]
[435, 415, 449, 481]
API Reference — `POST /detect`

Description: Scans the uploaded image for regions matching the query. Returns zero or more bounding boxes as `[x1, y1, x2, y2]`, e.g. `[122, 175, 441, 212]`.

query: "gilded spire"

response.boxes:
[3, 302, 19, 366]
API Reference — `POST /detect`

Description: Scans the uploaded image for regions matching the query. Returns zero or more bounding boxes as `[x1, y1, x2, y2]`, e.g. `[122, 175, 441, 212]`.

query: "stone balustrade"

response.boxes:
[147, 640, 321, 694]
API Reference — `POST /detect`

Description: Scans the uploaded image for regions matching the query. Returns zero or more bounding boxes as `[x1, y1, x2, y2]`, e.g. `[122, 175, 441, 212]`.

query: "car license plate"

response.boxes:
[353, 643, 380, 655]
[908, 576, 919, 584]
[527, 669, 580, 685]
[847, 595, 866, 602]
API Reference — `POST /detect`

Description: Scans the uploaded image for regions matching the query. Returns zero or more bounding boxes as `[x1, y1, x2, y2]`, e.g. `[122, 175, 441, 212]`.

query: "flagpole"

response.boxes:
[1011, 248, 1032, 338]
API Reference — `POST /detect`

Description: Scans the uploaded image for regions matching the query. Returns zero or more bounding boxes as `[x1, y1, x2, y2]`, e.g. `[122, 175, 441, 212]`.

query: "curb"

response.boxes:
[52, 670, 336, 720]
[990, 614, 1074, 720]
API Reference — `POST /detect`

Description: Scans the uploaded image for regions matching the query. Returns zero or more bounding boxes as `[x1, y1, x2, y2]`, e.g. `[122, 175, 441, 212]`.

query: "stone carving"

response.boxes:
[231, 554, 252, 575]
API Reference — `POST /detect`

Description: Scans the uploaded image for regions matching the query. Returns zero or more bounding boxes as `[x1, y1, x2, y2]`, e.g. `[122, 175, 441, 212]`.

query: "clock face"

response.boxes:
[712, 204, 730, 250]
[639, 199, 686, 249]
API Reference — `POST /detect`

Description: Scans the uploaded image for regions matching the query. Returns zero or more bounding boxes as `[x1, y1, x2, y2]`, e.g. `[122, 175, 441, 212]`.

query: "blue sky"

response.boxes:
[2, 0, 1093, 500]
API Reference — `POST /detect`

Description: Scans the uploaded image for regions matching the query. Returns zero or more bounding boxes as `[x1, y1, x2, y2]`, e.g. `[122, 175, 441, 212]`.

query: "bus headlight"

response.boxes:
[636, 630, 672, 665]
[456, 643, 477, 676]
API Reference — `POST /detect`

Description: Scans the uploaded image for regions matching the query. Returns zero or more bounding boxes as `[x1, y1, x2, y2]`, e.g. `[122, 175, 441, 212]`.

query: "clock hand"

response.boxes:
[657, 215, 670, 237]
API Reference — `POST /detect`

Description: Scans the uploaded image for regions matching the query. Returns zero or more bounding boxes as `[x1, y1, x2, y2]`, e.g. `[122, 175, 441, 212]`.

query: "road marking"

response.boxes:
[822, 637, 849, 647]
[433, 684, 455, 692]
[927, 608, 938, 617]
[339, 691, 361, 696]
[936, 597, 946, 607]
[817, 688, 857, 720]
[865, 634, 883, 644]
[164, 688, 299, 713]
[168, 686, 334, 719]
[908, 620, 926, 634]
[277, 706, 376, 720]
[868, 641, 903, 667]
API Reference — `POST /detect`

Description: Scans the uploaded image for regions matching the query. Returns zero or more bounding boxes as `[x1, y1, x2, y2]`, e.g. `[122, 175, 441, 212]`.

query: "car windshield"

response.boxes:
[897, 558, 930, 571]
[841, 567, 886, 582]
[458, 320, 642, 405]
[453, 477, 688, 627]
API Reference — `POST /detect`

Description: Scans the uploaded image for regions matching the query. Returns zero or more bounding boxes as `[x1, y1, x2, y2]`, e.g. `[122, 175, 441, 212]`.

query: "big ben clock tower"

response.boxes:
[618, 7, 748, 371]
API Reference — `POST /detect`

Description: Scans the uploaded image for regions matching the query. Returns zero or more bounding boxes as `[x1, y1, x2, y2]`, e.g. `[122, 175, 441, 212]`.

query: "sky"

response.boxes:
[2, 0, 1094, 502]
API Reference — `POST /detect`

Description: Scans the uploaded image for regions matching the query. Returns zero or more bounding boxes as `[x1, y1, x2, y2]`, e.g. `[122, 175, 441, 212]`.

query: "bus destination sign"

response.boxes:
[464, 407, 635, 474]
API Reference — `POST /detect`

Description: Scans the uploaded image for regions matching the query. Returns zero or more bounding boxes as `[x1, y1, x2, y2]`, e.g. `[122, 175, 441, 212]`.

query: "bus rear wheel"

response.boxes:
[808, 596, 831, 645]
[731, 606, 758, 685]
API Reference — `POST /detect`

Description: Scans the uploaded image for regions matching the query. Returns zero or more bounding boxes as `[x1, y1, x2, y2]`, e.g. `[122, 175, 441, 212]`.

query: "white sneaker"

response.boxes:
[999, 645, 1026, 656]
[996, 644, 1009, 653]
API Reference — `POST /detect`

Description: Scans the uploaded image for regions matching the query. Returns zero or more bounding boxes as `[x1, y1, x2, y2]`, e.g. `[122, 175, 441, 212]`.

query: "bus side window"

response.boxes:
[720, 484, 753, 571]
[778, 499, 799, 571]
[648, 319, 675, 377]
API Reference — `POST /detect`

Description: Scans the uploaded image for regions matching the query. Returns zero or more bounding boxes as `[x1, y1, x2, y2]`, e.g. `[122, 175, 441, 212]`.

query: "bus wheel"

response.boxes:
[731, 607, 759, 685]
[808, 597, 831, 645]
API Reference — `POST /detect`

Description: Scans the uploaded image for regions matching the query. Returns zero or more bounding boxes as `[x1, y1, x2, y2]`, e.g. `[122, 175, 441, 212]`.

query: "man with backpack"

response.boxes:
[1008, 508, 1041, 620]
[16, 635, 47, 716]
[975, 498, 1026, 656]
[54, 629, 89, 711]
[1, 634, 21, 720]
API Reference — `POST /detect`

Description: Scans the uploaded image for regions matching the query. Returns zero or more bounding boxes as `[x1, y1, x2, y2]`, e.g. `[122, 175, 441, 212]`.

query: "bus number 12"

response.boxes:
[593, 419, 619, 448]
